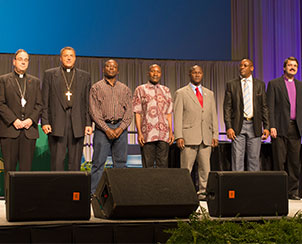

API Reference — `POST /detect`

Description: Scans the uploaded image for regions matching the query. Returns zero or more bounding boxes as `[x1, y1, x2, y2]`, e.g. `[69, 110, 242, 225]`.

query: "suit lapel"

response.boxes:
[54, 68, 68, 109]
[252, 78, 257, 109]
[24, 75, 33, 101]
[8, 73, 21, 99]
[202, 86, 208, 109]
[72, 69, 79, 107]
[279, 77, 290, 103]
[236, 78, 244, 107]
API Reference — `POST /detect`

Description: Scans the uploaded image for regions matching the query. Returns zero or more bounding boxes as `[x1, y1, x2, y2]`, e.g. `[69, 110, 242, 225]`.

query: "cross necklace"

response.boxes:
[14, 77, 27, 107]
[61, 68, 75, 101]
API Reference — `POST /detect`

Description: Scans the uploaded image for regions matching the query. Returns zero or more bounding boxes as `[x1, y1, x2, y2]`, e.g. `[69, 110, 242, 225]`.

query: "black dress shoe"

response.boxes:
[288, 195, 301, 200]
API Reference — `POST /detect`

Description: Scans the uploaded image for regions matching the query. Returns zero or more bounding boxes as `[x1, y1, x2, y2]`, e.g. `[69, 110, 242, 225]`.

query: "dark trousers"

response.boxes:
[271, 120, 301, 196]
[48, 109, 84, 171]
[141, 141, 169, 168]
[1, 130, 36, 174]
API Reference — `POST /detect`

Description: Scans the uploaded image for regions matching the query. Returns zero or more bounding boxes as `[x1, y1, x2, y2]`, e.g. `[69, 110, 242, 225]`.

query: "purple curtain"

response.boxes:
[232, 0, 301, 83]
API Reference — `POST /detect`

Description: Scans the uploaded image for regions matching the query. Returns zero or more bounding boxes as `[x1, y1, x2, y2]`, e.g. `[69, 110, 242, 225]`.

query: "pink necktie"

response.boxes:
[195, 87, 203, 108]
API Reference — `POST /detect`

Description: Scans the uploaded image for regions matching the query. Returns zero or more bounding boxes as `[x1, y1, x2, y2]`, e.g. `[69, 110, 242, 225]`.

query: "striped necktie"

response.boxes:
[243, 79, 252, 118]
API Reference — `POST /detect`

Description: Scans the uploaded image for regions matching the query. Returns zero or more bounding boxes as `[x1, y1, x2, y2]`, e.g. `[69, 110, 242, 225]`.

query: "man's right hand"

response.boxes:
[226, 128, 236, 140]
[42, 125, 52, 134]
[176, 138, 185, 150]
[13, 119, 24, 130]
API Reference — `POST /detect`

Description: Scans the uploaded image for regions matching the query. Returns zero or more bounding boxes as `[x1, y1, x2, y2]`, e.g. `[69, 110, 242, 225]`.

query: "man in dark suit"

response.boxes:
[223, 58, 269, 171]
[267, 56, 302, 200]
[0, 49, 42, 174]
[41, 47, 92, 171]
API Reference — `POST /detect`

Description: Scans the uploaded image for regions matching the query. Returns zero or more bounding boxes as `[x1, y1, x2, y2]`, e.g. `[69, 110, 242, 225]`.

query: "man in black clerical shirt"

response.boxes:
[0, 49, 42, 174]
[41, 47, 92, 171]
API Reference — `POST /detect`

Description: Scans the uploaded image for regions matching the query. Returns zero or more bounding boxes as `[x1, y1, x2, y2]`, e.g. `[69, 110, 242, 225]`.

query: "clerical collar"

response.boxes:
[284, 75, 294, 82]
[14, 71, 25, 79]
[61, 65, 74, 73]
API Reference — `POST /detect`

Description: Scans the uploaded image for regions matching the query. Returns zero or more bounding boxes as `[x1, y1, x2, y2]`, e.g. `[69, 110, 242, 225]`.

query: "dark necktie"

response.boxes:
[195, 87, 203, 108]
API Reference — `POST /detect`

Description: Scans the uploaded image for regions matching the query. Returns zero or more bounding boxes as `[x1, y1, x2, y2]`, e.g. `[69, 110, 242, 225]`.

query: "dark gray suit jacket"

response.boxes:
[0, 72, 42, 139]
[41, 67, 91, 138]
[223, 77, 269, 137]
[267, 76, 302, 137]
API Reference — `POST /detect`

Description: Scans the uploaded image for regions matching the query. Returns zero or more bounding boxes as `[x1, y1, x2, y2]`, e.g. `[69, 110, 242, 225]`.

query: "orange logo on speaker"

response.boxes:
[73, 192, 80, 201]
[229, 190, 235, 199]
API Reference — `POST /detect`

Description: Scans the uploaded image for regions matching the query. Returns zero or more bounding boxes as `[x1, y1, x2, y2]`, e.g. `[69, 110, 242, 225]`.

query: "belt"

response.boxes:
[105, 119, 121, 125]
[244, 117, 253, 121]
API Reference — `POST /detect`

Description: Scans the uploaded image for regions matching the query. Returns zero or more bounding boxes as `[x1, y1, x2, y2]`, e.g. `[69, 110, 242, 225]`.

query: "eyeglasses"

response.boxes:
[16, 57, 29, 62]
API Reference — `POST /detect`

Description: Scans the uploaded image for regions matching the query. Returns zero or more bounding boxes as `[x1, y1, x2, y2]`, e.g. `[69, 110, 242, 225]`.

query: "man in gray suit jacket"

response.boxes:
[0, 49, 42, 175]
[174, 65, 218, 201]
[223, 59, 269, 172]
[41, 47, 92, 171]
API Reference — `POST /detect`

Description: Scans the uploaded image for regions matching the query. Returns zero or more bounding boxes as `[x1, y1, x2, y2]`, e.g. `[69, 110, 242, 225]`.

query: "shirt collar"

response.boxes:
[14, 70, 26, 79]
[240, 75, 253, 83]
[61, 65, 74, 73]
[189, 82, 203, 95]
[104, 79, 117, 87]
[147, 81, 159, 87]
[283, 75, 294, 82]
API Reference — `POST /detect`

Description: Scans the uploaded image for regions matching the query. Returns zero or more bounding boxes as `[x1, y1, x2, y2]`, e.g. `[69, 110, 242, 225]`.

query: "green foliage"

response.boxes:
[167, 208, 302, 244]
[80, 161, 92, 171]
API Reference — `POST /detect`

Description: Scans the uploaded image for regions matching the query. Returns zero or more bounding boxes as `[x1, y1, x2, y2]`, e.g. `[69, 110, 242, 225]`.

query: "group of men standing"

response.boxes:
[224, 57, 302, 200]
[0, 48, 301, 200]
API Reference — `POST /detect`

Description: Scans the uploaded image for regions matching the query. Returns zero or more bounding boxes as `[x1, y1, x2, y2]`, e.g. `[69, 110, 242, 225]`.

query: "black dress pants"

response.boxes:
[271, 120, 301, 196]
[48, 109, 84, 171]
[1, 130, 36, 175]
[141, 141, 169, 168]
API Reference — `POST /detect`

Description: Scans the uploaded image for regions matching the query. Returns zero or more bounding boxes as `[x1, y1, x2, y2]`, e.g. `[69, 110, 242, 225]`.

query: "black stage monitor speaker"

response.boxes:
[206, 171, 288, 217]
[92, 168, 199, 219]
[6, 171, 91, 221]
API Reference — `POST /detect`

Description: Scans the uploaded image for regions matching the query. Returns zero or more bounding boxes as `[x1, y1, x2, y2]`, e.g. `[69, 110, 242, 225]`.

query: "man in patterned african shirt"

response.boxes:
[133, 64, 174, 168]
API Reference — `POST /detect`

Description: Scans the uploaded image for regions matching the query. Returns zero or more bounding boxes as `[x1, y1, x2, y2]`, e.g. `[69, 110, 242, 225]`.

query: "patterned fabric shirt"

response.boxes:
[133, 81, 173, 143]
[89, 79, 133, 131]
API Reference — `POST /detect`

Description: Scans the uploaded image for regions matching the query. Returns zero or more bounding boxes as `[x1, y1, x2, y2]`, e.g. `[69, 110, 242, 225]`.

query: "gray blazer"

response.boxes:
[173, 83, 218, 146]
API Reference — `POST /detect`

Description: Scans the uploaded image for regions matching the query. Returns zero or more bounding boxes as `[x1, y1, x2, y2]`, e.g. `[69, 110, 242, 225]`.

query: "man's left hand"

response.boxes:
[261, 129, 269, 140]
[22, 118, 33, 129]
[114, 127, 123, 138]
[168, 132, 175, 145]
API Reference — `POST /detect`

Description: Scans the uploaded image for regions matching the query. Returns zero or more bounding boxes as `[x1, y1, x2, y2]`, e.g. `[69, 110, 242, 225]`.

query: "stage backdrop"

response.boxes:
[0, 0, 231, 60]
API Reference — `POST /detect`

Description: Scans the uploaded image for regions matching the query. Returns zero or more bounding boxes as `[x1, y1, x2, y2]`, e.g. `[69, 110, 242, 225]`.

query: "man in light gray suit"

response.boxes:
[174, 65, 219, 201]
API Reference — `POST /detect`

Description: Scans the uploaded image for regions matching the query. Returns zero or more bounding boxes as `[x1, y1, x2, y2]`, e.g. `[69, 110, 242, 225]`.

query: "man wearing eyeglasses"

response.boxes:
[0, 49, 42, 175]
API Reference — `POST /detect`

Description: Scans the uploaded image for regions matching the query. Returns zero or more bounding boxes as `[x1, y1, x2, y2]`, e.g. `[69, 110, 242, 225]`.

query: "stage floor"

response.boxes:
[0, 200, 301, 243]
[0, 199, 301, 226]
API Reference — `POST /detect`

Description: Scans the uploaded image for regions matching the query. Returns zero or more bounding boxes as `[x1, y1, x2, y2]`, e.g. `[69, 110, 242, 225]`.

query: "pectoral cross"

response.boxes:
[65, 91, 72, 101]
